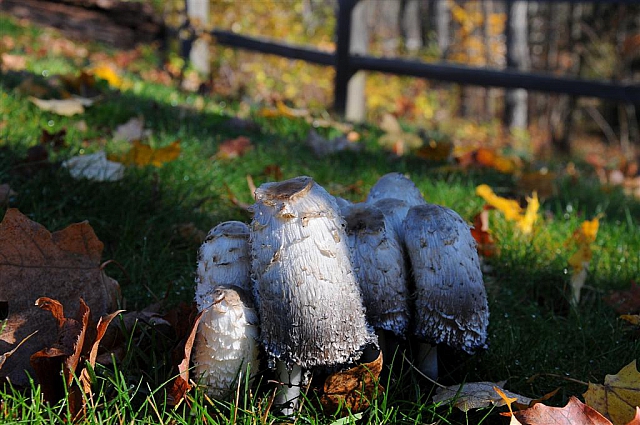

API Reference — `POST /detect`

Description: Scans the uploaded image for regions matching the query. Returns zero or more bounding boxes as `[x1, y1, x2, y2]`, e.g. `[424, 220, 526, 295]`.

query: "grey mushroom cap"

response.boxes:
[193, 285, 260, 399]
[372, 198, 412, 243]
[195, 221, 251, 311]
[344, 203, 410, 336]
[366, 172, 426, 206]
[250, 176, 375, 368]
[403, 204, 489, 354]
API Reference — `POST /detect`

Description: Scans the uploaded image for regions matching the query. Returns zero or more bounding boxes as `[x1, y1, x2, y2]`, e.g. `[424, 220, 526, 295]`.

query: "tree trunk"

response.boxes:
[505, 0, 530, 130]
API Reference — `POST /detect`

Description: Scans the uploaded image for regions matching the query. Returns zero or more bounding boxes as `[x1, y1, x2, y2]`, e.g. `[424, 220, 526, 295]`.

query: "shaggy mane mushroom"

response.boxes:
[250, 176, 375, 413]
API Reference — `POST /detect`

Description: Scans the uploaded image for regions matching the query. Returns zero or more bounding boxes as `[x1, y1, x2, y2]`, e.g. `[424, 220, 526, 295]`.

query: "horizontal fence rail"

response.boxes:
[180, 0, 639, 116]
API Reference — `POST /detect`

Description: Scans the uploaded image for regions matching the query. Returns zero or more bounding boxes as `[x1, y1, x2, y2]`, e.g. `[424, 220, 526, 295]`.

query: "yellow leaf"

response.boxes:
[111, 140, 180, 167]
[620, 315, 640, 326]
[516, 192, 539, 234]
[475, 184, 523, 221]
[583, 360, 640, 425]
[91, 64, 122, 88]
[494, 387, 524, 425]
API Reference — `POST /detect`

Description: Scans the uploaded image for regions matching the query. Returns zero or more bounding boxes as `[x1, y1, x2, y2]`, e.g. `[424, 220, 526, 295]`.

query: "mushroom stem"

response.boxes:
[275, 361, 302, 416]
[417, 343, 438, 380]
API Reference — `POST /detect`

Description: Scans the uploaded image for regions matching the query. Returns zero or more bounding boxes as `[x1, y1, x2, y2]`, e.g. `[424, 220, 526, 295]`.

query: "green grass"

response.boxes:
[1, 14, 639, 424]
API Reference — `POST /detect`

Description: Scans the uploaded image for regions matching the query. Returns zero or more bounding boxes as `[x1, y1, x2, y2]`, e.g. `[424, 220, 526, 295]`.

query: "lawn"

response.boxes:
[0, 14, 639, 424]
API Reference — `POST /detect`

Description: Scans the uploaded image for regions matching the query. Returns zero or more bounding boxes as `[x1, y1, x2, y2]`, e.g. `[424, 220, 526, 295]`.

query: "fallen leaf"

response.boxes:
[0, 209, 120, 386]
[167, 311, 203, 406]
[113, 117, 150, 142]
[29, 97, 85, 116]
[62, 151, 126, 182]
[112, 140, 181, 167]
[604, 282, 640, 315]
[320, 352, 383, 415]
[584, 360, 640, 425]
[0, 183, 16, 205]
[476, 184, 523, 221]
[513, 396, 611, 425]
[91, 64, 122, 88]
[567, 216, 601, 305]
[432, 381, 532, 412]
[495, 386, 524, 425]
[516, 192, 539, 234]
[470, 207, 497, 257]
[620, 315, 640, 326]
[0, 331, 36, 371]
[216, 136, 253, 159]
[259, 100, 309, 119]
[1, 53, 26, 71]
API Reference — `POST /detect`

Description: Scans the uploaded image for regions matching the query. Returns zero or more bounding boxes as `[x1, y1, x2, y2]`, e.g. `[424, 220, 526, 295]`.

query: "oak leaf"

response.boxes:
[432, 381, 532, 412]
[470, 207, 497, 257]
[0, 209, 120, 386]
[320, 352, 383, 415]
[513, 396, 611, 425]
[583, 360, 640, 425]
[91, 64, 123, 88]
[476, 184, 539, 235]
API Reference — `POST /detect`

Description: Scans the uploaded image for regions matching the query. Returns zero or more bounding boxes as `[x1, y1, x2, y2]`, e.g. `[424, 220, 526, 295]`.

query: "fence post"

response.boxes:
[334, 0, 358, 116]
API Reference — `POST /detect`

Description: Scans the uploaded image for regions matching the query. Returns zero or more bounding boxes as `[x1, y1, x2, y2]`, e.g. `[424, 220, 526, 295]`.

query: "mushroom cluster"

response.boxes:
[192, 173, 488, 408]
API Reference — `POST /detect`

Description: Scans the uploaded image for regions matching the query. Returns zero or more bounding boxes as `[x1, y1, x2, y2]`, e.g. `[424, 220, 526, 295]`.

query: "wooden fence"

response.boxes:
[180, 0, 639, 116]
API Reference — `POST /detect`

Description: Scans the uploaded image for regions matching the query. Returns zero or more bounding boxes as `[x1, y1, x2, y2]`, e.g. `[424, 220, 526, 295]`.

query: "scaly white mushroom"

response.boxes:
[250, 176, 375, 414]
[344, 203, 410, 360]
[195, 221, 251, 311]
[403, 204, 489, 375]
[193, 285, 260, 399]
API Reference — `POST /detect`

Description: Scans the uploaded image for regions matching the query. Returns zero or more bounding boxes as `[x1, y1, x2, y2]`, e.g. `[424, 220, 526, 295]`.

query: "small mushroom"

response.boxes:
[195, 221, 251, 311]
[192, 285, 260, 399]
[366, 172, 425, 206]
[403, 204, 489, 376]
[344, 203, 410, 360]
[250, 176, 375, 413]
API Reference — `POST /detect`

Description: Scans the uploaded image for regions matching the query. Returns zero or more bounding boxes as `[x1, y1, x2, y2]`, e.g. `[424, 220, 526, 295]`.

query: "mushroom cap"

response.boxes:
[250, 176, 375, 368]
[366, 172, 425, 206]
[193, 285, 260, 398]
[372, 198, 412, 243]
[195, 221, 251, 311]
[403, 204, 489, 353]
[344, 203, 410, 336]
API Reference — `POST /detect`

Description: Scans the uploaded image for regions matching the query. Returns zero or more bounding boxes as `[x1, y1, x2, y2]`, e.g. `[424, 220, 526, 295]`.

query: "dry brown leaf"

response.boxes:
[512, 396, 611, 425]
[29, 97, 85, 116]
[216, 136, 253, 159]
[1, 53, 26, 71]
[320, 352, 383, 415]
[583, 360, 640, 425]
[0, 209, 120, 386]
[433, 381, 532, 412]
[470, 207, 497, 257]
[167, 311, 203, 406]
